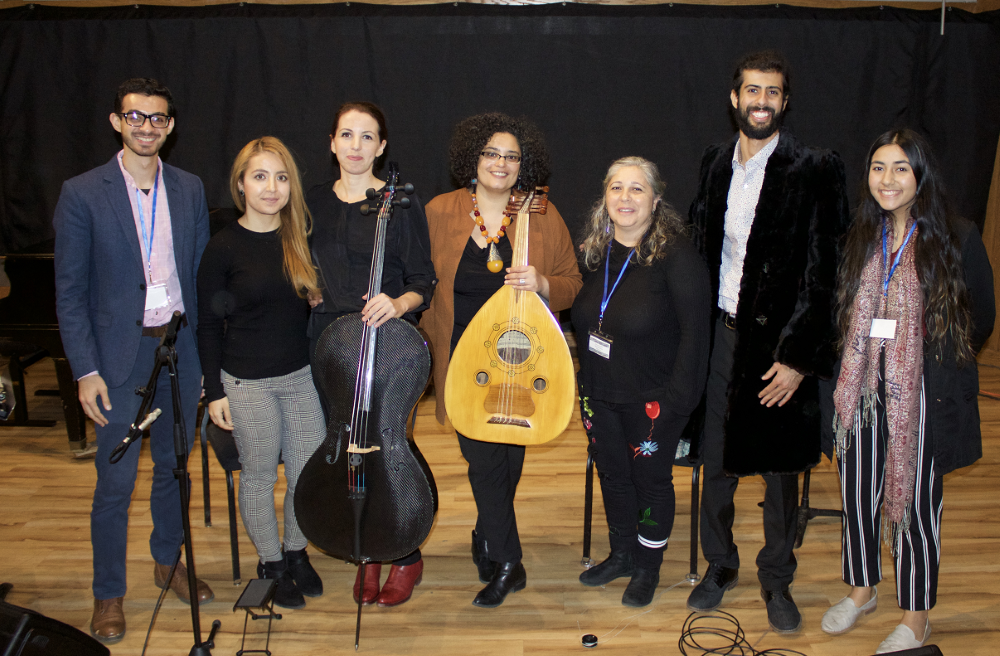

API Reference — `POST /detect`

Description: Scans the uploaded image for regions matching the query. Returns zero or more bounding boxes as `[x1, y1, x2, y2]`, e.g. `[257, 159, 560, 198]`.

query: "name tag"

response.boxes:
[145, 284, 169, 311]
[588, 331, 612, 360]
[869, 318, 896, 339]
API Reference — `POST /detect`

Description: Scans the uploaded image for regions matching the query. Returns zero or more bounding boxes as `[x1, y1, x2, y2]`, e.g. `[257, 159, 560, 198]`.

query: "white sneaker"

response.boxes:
[876, 619, 931, 654]
[821, 588, 878, 634]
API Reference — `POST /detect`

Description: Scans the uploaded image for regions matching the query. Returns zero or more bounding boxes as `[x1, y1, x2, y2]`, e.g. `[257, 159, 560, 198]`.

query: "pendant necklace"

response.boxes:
[470, 180, 513, 273]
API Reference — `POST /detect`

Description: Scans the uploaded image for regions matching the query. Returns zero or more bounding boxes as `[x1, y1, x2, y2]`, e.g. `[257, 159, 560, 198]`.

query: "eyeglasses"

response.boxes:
[480, 151, 521, 163]
[119, 110, 172, 129]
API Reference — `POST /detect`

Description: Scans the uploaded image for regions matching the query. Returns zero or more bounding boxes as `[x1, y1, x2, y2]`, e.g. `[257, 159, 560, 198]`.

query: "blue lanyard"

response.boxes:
[136, 167, 160, 280]
[599, 244, 634, 330]
[881, 218, 917, 297]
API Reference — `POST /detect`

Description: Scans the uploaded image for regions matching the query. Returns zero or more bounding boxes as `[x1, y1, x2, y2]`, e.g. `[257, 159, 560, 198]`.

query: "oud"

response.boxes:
[445, 187, 575, 445]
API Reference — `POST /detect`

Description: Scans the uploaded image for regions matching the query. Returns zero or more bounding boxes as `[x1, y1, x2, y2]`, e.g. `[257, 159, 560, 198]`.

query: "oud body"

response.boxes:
[444, 188, 575, 445]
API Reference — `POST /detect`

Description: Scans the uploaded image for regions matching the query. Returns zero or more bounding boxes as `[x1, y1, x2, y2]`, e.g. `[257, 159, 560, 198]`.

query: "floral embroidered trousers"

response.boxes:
[582, 396, 684, 570]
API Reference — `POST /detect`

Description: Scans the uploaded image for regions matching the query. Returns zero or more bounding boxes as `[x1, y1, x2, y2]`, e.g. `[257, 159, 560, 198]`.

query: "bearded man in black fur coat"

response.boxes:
[685, 51, 849, 633]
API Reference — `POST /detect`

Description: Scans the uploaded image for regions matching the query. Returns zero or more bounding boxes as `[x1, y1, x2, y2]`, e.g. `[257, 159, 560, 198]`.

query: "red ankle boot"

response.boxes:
[376, 560, 423, 607]
[353, 563, 381, 605]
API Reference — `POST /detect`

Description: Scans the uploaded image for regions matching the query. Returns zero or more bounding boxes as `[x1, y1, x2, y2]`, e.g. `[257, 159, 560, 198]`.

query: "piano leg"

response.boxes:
[53, 358, 89, 452]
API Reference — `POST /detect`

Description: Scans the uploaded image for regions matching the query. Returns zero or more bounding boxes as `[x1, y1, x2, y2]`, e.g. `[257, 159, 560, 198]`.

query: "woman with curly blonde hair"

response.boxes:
[572, 156, 710, 607]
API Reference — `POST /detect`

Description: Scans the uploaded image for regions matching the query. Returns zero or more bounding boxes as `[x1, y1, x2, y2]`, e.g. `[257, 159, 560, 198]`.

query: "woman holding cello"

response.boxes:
[420, 113, 582, 608]
[306, 101, 436, 608]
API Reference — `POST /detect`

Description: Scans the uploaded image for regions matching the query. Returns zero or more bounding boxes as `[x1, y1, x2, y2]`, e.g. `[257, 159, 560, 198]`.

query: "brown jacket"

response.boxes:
[420, 188, 583, 424]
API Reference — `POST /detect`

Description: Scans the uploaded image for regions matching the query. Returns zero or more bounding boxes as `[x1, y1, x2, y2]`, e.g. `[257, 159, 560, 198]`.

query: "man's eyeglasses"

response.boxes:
[480, 151, 521, 163]
[119, 110, 172, 129]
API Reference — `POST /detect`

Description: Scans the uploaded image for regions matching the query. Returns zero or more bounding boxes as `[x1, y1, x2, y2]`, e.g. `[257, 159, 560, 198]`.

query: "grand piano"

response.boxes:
[0, 240, 89, 451]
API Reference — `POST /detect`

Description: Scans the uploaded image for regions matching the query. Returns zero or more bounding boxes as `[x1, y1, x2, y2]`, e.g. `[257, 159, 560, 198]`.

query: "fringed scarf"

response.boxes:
[833, 217, 923, 550]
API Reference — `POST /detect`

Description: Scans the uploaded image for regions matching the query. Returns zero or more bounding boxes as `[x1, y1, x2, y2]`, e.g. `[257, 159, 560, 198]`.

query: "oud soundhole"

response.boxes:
[496, 330, 532, 365]
[475, 371, 490, 386]
[532, 377, 547, 393]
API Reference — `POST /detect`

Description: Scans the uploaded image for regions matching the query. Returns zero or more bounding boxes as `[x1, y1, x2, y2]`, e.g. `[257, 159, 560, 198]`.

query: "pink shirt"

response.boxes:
[117, 151, 185, 326]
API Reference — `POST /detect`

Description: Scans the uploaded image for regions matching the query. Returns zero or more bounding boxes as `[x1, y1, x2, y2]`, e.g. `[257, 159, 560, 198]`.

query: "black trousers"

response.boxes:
[700, 314, 800, 591]
[586, 396, 684, 570]
[458, 433, 525, 564]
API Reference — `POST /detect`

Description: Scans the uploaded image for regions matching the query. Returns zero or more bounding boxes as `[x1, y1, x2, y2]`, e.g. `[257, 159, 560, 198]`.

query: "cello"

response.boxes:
[293, 164, 436, 646]
[444, 187, 576, 445]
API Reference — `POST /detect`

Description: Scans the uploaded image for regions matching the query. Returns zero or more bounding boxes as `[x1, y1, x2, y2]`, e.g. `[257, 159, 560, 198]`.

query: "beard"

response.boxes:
[732, 103, 784, 141]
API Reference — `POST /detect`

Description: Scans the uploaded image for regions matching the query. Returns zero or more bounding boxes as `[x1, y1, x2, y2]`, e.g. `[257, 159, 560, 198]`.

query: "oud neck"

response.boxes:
[512, 206, 530, 269]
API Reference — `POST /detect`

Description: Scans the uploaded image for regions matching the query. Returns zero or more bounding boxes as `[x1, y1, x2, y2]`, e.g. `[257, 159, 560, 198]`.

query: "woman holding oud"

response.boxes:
[197, 137, 325, 610]
[307, 101, 436, 608]
[571, 157, 710, 607]
[420, 113, 582, 608]
[824, 130, 994, 653]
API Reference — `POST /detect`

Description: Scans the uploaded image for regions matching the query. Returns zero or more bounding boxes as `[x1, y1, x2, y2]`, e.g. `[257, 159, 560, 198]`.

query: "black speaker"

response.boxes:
[870, 646, 943, 656]
[0, 584, 109, 656]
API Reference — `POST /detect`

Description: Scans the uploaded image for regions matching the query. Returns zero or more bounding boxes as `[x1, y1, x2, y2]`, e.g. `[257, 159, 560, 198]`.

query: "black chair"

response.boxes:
[0, 341, 56, 428]
[200, 411, 243, 586]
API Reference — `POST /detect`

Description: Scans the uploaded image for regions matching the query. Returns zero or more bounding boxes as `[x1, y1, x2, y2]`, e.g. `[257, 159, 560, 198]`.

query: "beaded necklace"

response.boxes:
[470, 179, 513, 273]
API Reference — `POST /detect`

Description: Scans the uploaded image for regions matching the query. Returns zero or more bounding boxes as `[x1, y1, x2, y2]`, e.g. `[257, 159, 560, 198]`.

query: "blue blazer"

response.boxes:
[54, 155, 210, 388]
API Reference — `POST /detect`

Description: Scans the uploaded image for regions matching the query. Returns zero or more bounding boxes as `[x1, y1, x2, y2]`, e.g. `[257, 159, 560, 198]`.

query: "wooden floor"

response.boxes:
[1, 358, 998, 656]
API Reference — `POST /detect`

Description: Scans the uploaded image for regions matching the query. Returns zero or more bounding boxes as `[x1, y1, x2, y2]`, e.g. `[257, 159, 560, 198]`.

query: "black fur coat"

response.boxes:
[689, 131, 850, 477]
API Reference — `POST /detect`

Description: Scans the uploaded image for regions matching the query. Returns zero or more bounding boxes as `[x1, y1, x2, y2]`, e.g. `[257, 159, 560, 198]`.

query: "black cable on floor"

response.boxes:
[678, 610, 809, 656]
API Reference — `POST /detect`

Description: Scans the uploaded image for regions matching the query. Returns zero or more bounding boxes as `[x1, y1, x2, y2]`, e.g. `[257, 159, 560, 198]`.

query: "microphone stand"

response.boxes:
[109, 311, 221, 655]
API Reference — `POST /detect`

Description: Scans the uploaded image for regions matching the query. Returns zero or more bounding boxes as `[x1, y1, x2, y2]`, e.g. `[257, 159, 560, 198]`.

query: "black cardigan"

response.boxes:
[925, 216, 995, 475]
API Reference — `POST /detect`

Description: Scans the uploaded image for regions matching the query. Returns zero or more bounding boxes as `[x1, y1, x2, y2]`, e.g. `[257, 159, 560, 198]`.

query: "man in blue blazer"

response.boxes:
[54, 78, 213, 644]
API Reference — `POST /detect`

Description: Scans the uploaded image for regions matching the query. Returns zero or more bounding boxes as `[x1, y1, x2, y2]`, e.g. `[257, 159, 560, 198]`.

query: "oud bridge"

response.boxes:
[487, 415, 531, 428]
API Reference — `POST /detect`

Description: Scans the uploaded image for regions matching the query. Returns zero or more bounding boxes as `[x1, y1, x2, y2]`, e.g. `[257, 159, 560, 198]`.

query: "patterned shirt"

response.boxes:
[718, 133, 780, 314]
[117, 151, 185, 326]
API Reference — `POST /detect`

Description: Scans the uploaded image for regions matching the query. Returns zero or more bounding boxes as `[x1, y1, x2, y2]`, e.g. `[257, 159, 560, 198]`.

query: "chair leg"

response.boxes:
[688, 465, 701, 582]
[581, 445, 595, 568]
[199, 408, 212, 527]
[794, 468, 842, 549]
[227, 470, 241, 585]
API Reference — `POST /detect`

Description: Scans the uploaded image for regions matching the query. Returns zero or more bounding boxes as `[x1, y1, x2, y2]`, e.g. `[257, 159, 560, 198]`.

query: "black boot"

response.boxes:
[579, 550, 634, 587]
[258, 557, 305, 609]
[284, 547, 323, 597]
[471, 530, 495, 584]
[622, 567, 659, 607]
[472, 561, 526, 608]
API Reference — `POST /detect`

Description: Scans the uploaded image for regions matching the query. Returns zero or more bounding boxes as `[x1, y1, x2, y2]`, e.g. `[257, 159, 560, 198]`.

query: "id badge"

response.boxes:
[588, 330, 612, 360]
[145, 284, 169, 311]
[869, 318, 896, 339]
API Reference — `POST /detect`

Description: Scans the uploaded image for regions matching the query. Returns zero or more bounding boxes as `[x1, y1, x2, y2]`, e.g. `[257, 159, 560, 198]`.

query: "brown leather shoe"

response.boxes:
[376, 560, 423, 607]
[90, 596, 125, 644]
[154, 561, 214, 604]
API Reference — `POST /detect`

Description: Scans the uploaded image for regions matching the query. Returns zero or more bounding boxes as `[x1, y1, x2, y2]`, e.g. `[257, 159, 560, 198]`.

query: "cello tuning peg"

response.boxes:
[396, 196, 411, 209]
[360, 204, 372, 215]
[365, 187, 378, 200]
[402, 183, 415, 195]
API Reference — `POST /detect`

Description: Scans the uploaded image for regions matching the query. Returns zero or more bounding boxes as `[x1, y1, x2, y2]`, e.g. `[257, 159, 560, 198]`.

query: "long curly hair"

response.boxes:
[229, 136, 318, 297]
[580, 157, 686, 270]
[448, 112, 550, 190]
[837, 129, 973, 361]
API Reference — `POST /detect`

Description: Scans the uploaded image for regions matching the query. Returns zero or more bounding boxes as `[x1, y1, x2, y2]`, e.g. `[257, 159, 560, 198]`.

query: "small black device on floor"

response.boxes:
[582, 633, 598, 648]
[234, 578, 281, 656]
[870, 646, 943, 656]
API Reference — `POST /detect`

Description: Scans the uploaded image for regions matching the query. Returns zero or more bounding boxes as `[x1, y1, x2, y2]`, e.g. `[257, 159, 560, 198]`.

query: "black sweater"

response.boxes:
[571, 236, 711, 414]
[196, 221, 311, 402]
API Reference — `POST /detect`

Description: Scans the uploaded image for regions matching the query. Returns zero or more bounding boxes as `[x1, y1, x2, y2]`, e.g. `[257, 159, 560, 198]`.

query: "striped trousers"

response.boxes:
[223, 365, 326, 562]
[838, 369, 942, 611]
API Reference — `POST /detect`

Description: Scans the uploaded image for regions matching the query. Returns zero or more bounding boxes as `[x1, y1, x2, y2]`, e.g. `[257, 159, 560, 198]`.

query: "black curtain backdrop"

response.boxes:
[1, 3, 998, 254]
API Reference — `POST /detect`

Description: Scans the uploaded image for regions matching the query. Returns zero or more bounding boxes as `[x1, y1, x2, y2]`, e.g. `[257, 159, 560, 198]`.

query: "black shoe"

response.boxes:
[580, 550, 634, 587]
[761, 588, 801, 633]
[258, 558, 306, 609]
[472, 561, 526, 608]
[686, 562, 739, 611]
[284, 547, 323, 597]
[622, 567, 659, 607]
[471, 530, 495, 584]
